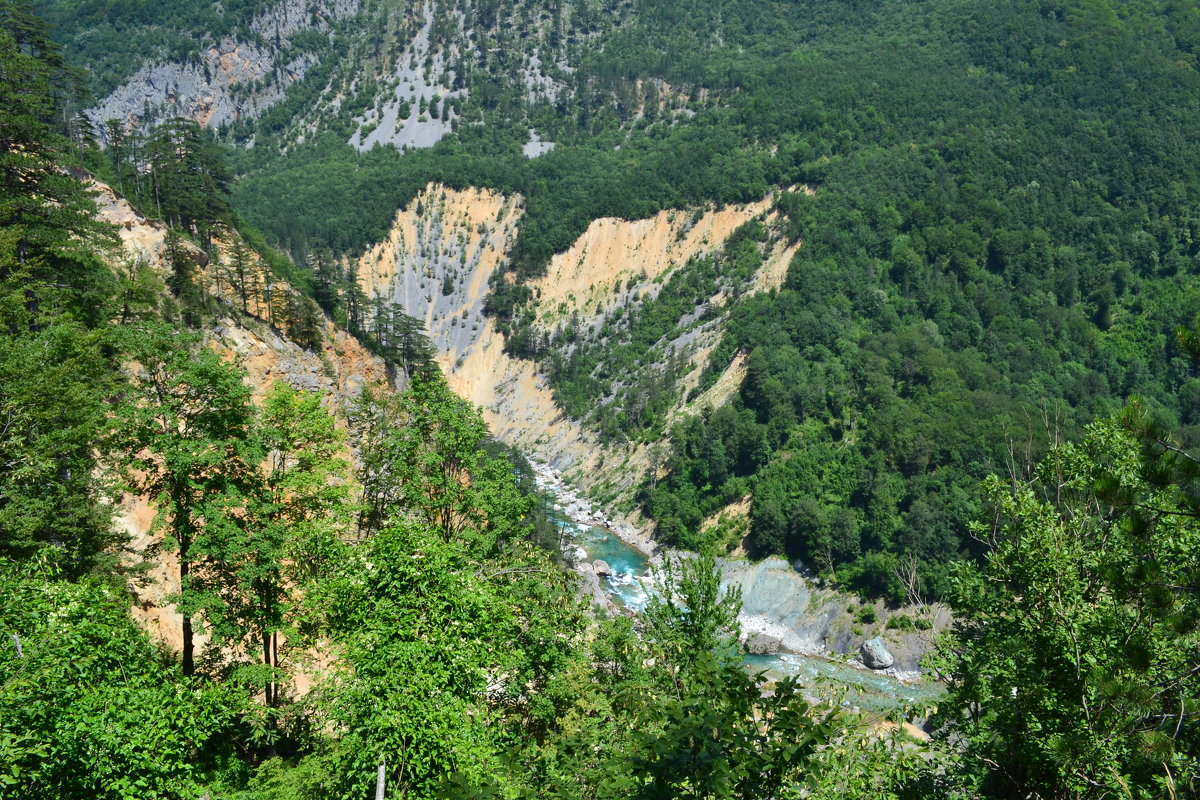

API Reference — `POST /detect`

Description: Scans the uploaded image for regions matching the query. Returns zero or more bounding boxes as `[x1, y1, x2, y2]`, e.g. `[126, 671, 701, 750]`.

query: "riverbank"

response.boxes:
[531, 459, 661, 562]
[532, 460, 941, 692]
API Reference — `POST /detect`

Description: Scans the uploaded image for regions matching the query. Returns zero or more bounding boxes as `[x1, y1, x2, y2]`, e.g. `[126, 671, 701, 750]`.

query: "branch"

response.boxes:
[1150, 437, 1200, 466]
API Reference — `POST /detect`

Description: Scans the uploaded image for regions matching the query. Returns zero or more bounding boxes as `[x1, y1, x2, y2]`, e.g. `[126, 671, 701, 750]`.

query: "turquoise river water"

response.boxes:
[567, 520, 944, 712]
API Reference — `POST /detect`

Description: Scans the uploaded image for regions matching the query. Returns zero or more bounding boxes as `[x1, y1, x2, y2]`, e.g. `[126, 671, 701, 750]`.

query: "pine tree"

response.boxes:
[141, 117, 231, 246]
[0, 13, 113, 331]
[164, 228, 206, 324]
[228, 236, 253, 313]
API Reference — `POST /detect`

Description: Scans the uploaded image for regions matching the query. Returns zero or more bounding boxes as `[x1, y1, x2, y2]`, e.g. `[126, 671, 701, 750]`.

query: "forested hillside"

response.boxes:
[215, 0, 1200, 601]
[6, 0, 1200, 796]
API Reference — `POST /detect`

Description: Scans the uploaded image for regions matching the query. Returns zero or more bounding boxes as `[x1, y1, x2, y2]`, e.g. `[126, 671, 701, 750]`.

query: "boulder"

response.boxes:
[744, 633, 782, 655]
[592, 559, 613, 578]
[859, 636, 895, 670]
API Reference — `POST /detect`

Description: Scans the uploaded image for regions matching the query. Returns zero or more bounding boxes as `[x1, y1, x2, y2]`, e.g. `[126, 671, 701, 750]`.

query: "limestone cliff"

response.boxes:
[89, 0, 360, 133]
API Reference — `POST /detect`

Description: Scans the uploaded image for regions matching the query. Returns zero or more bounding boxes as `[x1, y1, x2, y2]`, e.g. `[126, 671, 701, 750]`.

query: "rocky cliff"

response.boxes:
[88, 0, 360, 133]
[354, 182, 804, 506]
[94, 180, 391, 656]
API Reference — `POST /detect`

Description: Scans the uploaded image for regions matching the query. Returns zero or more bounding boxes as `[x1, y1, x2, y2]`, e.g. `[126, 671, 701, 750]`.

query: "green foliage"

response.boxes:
[0, 7, 124, 575]
[854, 605, 878, 625]
[110, 322, 260, 675]
[140, 118, 231, 243]
[302, 379, 584, 799]
[312, 523, 552, 797]
[13, 0, 1200, 795]
[0, 558, 238, 799]
[32, 0, 291, 97]
[636, 0, 1200, 600]
[930, 414, 1200, 798]
[222, 0, 1200, 605]
[0, 13, 115, 328]
[495, 553, 926, 800]
[190, 382, 351, 713]
[352, 376, 531, 548]
[0, 322, 119, 572]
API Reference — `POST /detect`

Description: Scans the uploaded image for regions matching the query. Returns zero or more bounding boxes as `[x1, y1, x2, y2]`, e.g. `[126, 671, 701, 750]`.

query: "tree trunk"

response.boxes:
[262, 631, 273, 707]
[180, 529, 194, 675]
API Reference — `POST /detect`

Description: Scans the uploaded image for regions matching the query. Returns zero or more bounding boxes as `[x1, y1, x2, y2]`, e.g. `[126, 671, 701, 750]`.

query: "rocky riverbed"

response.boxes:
[530, 460, 946, 694]
[531, 460, 660, 562]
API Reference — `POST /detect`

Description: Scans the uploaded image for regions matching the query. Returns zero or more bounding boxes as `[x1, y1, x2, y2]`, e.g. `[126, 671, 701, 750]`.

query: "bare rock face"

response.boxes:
[91, 176, 392, 663]
[860, 636, 895, 670]
[354, 182, 805, 509]
[89, 0, 360, 132]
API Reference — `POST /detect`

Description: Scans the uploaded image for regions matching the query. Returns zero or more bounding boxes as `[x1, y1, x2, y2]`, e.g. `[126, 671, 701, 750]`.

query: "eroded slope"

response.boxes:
[353, 182, 804, 502]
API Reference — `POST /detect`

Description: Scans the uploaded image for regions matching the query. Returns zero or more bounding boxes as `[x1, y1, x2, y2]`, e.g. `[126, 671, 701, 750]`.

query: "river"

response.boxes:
[535, 466, 944, 713]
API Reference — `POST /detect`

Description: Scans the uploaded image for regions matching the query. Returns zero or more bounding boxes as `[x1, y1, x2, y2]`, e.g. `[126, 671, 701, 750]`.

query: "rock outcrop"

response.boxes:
[353, 182, 805, 505]
[860, 636, 896, 670]
[744, 632, 782, 655]
[89, 0, 360, 132]
[93, 179, 391, 665]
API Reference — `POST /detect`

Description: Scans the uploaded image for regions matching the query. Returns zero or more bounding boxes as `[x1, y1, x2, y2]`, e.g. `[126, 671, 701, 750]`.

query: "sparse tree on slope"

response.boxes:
[112, 324, 259, 676]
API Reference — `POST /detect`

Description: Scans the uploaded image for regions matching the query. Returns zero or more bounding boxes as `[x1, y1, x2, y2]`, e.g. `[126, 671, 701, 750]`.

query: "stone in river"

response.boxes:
[744, 632, 782, 655]
[592, 559, 613, 578]
[860, 636, 895, 669]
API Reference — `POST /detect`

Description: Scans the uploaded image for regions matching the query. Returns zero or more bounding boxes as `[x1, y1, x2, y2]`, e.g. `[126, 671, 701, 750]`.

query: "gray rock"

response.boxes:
[592, 559, 612, 578]
[89, 0, 359, 133]
[860, 636, 895, 670]
[744, 633, 781, 655]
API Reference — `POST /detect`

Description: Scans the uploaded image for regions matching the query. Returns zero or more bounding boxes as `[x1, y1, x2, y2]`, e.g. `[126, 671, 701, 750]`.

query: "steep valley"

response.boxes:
[14, 0, 1200, 792]
[95, 181, 391, 657]
[353, 181, 803, 503]
[344, 181, 954, 684]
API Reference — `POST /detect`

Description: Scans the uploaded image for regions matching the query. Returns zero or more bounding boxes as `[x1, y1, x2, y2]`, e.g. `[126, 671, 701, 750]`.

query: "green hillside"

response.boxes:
[7, 0, 1200, 795]
[227, 0, 1200, 602]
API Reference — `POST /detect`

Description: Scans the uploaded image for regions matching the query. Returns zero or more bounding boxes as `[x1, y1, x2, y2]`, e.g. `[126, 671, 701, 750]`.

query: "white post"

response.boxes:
[375, 760, 386, 800]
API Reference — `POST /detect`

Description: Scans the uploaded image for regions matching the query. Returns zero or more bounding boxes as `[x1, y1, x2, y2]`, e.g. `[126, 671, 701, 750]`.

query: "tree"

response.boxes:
[226, 237, 253, 313]
[510, 553, 876, 800]
[307, 247, 342, 315]
[141, 117, 230, 246]
[0, 17, 114, 332]
[112, 324, 259, 676]
[931, 413, 1200, 799]
[0, 558, 238, 799]
[0, 322, 118, 574]
[353, 377, 530, 549]
[282, 288, 324, 350]
[191, 382, 350, 712]
[0, 12, 120, 575]
[621, 553, 840, 799]
[308, 383, 582, 799]
[163, 228, 206, 324]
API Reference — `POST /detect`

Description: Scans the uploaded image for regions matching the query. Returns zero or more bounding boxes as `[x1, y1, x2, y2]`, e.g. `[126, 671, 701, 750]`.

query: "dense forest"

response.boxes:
[211, 0, 1200, 602]
[4, 0, 1200, 796]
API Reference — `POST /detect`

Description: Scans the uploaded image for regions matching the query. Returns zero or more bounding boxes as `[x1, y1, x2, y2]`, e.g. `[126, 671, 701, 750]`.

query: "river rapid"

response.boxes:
[531, 462, 944, 713]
